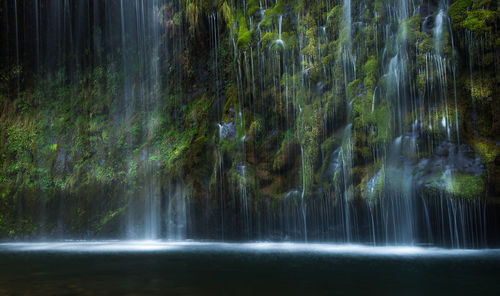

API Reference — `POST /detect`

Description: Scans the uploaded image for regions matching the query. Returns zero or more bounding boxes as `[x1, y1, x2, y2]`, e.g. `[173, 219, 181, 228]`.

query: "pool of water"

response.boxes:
[0, 241, 499, 295]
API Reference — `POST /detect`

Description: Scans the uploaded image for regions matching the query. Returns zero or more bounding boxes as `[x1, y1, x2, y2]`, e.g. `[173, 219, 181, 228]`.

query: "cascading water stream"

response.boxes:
[208, 0, 491, 246]
[0, 0, 496, 248]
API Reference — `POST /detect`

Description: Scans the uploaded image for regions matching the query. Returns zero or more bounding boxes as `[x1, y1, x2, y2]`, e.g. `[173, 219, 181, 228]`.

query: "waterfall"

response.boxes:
[166, 181, 188, 240]
[13, 0, 20, 95]
[0, 0, 496, 247]
[342, 0, 352, 49]
[433, 9, 446, 56]
[275, 14, 284, 48]
[2, 0, 191, 240]
[116, 0, 165, 239]
[300, 146, 308, 241]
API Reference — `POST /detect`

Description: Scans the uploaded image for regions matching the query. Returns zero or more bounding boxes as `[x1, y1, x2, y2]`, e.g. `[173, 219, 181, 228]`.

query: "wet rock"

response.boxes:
[283, 189, 301, 200]
[413, 142, 485, 198]
[322, 147, 342, 181]
[218, 121, 236, 140]
[316, 82, 325, 95]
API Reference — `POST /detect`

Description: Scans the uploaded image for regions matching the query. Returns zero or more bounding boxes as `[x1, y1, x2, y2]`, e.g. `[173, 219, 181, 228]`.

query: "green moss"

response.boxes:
[249, 117, 263, 138]
[352, 87, 392, 145]
[327, 5, 342, 22]
[297, 104, 323, 197]
[302, 26, 319, 62]
[270, 0, 286, 15]
[183, 0, 201, 33]
[93, 165, 116, 185]
[220, 1, 233, 26]
[261, 32, 278, 47]
[363, 56, 378, 90]
[237, 16, 252, 50]
[97, 205, 127, 233]
[347, 79, 361, 100]
[373, 0, 384, 16]
[473, 141, 498, 165]
[445, 173, 484, 200]
[247, 0, 260, 16]
[398, 14, 421, 46]
[416, 73, 426, 95]
[273, 131, 296, 171]
[449, 0, 473, 26]
[417, 33, 433, 54]
[417, 107, 459, 139]
[361, 165, 385, 201]
[230, 165, 258, 197]
[462, 9, 496, 34]
[299, 104, 322, 166]
[1, 0, 499, 237]
[173, 12, 182, 26]
[468, 75, 494, 101]
[424, 169, 484, 200]
[373, 105, 391, 143]
[449, 0, 497, 34]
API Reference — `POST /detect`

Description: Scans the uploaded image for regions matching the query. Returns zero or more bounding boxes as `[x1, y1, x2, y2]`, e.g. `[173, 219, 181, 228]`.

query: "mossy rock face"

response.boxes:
[468, 75, 494, 102]
[360, 165, 385, 201]
[261, 32, 278, 48]
[247, 0, 261, 16]
[445, 173, 484, 200]
[414, 106, 460, 140]
[462, 9, 496, 34]
[412, 142, 487, 200]
[449, 0, 498, 34]
[473, 140, 499, 166]
[319, 137, 342, 183]
[237, 16, 252, 50]
[3, 0, 500, 238]
[424, 171, 484, 200]
[449, 0, 474, 26]
[298, 104, 323, 171]
[273, 136, 299, 172]
[398, 14, 421, 46]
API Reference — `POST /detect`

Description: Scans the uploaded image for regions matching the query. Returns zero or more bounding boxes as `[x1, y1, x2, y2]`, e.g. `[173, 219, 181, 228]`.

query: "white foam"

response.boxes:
[1, 241, 499, 257]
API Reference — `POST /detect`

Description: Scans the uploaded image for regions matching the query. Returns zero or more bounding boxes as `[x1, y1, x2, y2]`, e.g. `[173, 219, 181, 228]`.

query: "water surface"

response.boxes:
[0, 241, 499, 295]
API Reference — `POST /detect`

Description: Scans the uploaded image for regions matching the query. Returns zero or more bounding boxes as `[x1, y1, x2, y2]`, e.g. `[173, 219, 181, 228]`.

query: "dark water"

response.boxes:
[0, 242, 499, 296]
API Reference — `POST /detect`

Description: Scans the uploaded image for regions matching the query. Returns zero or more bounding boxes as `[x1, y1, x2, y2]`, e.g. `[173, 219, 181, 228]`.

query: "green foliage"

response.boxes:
[158, 95, 212, 177]
[1, 122, 40, 188]
[98, 206, 127, 233]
